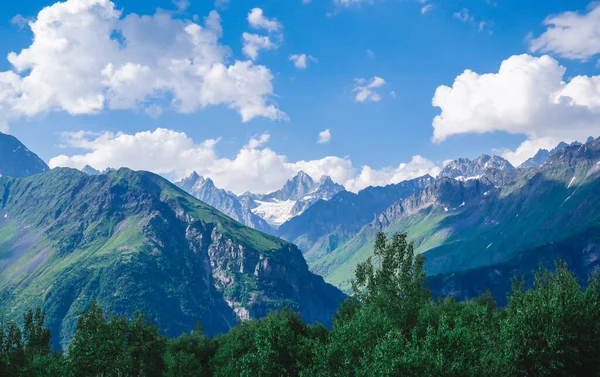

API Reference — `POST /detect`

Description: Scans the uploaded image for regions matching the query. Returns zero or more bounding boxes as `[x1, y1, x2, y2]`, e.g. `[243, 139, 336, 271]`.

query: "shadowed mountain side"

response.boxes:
[426, 226, 600, 306]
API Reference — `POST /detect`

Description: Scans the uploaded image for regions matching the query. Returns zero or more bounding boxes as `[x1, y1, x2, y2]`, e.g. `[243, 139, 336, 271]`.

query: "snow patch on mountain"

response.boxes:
[251, 199, 298, 227]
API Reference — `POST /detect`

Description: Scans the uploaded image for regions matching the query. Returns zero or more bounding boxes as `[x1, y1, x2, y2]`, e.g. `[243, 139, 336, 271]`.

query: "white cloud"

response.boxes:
[530, 3, 600, 60]
[334, 0, 376, 7]
[244, 133, 271, 149]
[173, 0, 190, 11]
[344, 155, 441, 192]
[453, 8, 473, 22]
[10, 14, 32, 30]
[431, 54, 600, 165]
[50, 128, 440, 194]
[248, 8, 282, 32]
[500, 137, 561, 166]
[421, 4, 434, 14]
[353, 76, 386, 103]
[242, 33, 277, 60]
[318, 129, 332, 144]
[289, 54, 317, 69]
[242, 8, 283, 61]
[215, 0, 229, 9]
[0, 0, 286, 129]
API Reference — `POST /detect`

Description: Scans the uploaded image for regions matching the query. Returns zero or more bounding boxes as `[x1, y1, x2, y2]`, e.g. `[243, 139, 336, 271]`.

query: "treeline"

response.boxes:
[2, 232, 600, 377]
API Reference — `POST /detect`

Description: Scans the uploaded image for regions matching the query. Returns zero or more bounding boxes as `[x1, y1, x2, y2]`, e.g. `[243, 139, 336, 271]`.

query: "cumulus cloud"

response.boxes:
[289, 54, 317, 69]
[431, 54, 600, 165]
[242, 33, 276, 60]
[318, 129, 332, 144]
[0, 0, 286, 130]
[353, 76, 386, 103]
[530, 3, 600, 60]
[344, 155, 441, 193]
[50, 128, 440, 194]
[247, 8, 282, 32]
[242, 8, 283, 61]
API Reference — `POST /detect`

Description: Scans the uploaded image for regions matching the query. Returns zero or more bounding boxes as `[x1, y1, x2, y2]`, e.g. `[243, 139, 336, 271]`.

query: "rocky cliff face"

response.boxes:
[0, 168, 345, 349]
[373, 177, 493, 229]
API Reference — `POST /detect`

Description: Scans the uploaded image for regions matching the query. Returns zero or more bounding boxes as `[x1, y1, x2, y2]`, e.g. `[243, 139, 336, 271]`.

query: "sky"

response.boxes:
[0, 0, 599, 193]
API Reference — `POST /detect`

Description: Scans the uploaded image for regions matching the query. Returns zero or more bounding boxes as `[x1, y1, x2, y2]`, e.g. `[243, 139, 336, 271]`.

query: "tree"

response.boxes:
[66, 302, 166, 377]
[1, 319, 26, 377]
[353, 232, 430, 334]
[501, 261, 600, 376]
[165, 323, 215, 377]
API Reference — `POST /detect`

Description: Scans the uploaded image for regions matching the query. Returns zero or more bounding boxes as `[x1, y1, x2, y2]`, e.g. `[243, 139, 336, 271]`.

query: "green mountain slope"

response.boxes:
[0, 168, 345, 349]
[318, 138, 600, 292]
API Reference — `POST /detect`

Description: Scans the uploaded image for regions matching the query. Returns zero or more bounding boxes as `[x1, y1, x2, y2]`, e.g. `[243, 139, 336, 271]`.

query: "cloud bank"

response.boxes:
[50, 128, 441, 194]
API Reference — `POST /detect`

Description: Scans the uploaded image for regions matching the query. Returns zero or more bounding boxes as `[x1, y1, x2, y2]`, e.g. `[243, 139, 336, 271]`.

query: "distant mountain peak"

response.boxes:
[519, 139, 593, 169]
[175, 173, 272, 233]
[296, 170, 310, 178]
[439, 154, 513, 180]
[0, 132, 49, 178]
[81, 165, 101, 175]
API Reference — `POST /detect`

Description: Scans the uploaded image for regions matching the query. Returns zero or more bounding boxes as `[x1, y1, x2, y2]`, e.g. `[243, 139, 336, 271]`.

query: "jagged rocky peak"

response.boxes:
[250, 171, 347, 228]
[439, 154, 514, 180]
[519, 138, 596, 169]
[316, 175, 345, 195]
[177, 171, 202, 191]
[275, 171, 318, 201]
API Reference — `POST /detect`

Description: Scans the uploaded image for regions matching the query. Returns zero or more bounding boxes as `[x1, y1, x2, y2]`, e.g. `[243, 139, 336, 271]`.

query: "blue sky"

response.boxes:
[0, 0, 598, 193]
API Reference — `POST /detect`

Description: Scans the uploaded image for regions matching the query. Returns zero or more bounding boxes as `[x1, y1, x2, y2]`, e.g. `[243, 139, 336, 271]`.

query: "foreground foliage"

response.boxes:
[1, 232, 600, 377]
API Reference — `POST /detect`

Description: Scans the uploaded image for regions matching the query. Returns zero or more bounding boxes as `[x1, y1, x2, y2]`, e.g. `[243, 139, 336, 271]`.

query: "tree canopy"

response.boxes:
[1, 232, 599, 377]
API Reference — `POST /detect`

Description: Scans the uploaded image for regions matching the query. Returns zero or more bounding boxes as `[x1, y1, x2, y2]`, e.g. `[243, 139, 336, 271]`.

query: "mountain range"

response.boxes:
[175, 170, 345, 231]
[1, 131, 599, 348]
[291, 138, 600, 292]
